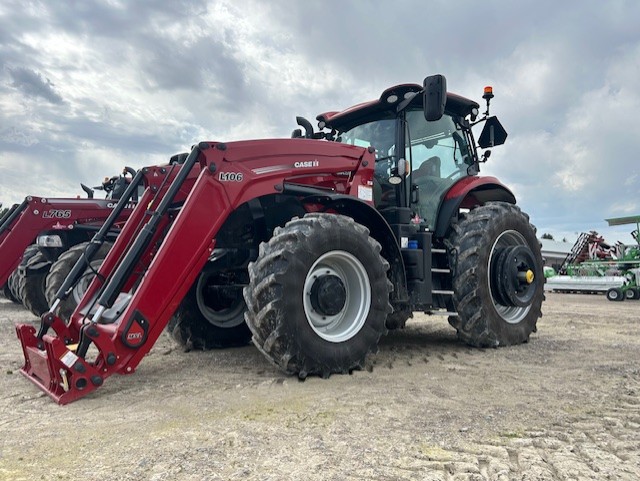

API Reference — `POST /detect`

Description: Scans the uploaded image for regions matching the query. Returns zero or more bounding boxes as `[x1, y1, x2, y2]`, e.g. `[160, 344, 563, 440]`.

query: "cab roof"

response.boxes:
[317, 83, 480, 131]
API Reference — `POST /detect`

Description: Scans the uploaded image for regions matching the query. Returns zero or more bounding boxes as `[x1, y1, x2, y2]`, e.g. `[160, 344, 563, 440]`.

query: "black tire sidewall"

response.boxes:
[45, 242, 113, 321]
[22, 252, 50, 316]
[167, 269, 251, 349]
[450, 203, 544, 346]
[276, 225, 388, 367]
[246, 214, 391, 375]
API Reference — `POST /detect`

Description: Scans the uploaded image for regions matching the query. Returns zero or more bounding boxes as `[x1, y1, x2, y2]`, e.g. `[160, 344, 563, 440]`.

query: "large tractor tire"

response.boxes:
[9, 244, 40, 304]
[244, 213, 392, 378]
[2, 283, 18, 302]
[167, 266, 252, 350]
[7, 272, 21, 303]
[45, 241, 113, 321]
[446, 202, 544, 347]
[385, 307, 412, 330]
[21, 251, 50, 317]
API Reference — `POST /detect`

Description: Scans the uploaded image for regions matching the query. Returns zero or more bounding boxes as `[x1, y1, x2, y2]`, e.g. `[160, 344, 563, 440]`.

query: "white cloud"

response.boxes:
[0, 0, 639, 245]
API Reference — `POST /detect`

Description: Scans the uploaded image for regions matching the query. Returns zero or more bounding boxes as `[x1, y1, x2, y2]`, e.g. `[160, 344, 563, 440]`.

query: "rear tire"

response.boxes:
[168, 265, 252, 350]
[446, 202, 544, 347]
[45, 242, 113, 321]
[21, 252, 50, 317]
[630, 287, 640, 300]
[244, 214, 392, 378]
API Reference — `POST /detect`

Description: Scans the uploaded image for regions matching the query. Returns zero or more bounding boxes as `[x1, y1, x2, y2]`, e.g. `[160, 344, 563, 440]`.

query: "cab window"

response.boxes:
[405, 110, 472, 229]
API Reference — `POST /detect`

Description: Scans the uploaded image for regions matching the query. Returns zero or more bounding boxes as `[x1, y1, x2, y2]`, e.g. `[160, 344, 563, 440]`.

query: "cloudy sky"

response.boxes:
[1, 0, 639, 245]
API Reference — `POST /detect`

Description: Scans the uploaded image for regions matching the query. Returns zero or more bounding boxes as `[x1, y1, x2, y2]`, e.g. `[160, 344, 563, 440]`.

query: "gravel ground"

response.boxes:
[0, 292, 639, 480]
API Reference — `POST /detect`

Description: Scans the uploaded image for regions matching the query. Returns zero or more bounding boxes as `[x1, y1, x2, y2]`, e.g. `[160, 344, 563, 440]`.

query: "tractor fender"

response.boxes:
[434, 176, 516, 239]
[321, 195, 409, 305]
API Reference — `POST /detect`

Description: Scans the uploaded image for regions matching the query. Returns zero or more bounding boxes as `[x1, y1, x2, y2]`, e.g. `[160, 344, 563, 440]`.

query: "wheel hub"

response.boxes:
[492, 245, 537, 308]
[303, 251, 371, 343]
[196, 272, 246, 328]
[309, 274, 346, 316]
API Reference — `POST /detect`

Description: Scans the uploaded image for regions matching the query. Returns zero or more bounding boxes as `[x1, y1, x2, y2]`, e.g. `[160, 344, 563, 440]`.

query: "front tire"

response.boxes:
[167, 265, 252, 349]
[10, 244, 40, 304]
[244, 214, 392, 378]
[21, 251, 50, 317]
[2, 283, 18, 302]
[446, 202, 544, 347]
[45, 242, 113, 321]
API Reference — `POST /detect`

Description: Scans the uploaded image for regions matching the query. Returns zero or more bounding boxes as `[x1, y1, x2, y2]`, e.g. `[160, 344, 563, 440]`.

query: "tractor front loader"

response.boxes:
[0, 169, 136, 317]
[16, 74, 544, 404]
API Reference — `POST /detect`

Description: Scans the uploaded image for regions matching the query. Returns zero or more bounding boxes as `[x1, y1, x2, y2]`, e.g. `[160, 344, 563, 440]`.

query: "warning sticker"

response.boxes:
[358, 185, 373, 202]
[60, 350, 79, 368]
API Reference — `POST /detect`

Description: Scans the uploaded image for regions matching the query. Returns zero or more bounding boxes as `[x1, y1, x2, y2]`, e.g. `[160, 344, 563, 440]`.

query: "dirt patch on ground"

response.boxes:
[0, 293, 639, 480]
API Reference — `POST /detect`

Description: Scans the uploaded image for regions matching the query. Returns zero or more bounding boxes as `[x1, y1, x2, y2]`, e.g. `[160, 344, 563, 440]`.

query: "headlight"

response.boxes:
[37, 235, 63, 248]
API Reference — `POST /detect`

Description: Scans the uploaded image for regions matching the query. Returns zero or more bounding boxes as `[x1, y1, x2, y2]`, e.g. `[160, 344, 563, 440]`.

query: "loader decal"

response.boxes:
[42, 209, 72, 219]
[218, 172, 244, 182]
[107, 202, 136, 209]
[121, 311, 149, 348]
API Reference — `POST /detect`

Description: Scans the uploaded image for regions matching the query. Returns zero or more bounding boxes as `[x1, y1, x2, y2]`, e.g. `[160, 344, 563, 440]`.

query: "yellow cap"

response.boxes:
[525, 270, 534, 284]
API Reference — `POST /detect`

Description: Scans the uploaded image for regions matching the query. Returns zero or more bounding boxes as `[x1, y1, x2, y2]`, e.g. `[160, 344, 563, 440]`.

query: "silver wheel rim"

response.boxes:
[195, 272, 245, 328]
[72, 260, 103, 304]
[303, 250, 371, 343]
[488, 230, 532, 324]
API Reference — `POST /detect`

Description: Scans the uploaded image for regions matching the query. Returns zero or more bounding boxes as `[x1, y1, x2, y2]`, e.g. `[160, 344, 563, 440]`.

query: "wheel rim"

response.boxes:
[303, 250, 371, 343]
[72, 260, 103, 305]
[488, 230, 534, 324]
[196, 272, 245, 328]
[625, 289, 634, 299]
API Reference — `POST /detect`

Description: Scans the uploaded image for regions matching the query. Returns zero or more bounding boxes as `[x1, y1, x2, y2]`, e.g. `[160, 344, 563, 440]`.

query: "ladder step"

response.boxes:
[431, 268, 450, 274]
[432, 289, 454, 295]
[432, 248, 447, 254]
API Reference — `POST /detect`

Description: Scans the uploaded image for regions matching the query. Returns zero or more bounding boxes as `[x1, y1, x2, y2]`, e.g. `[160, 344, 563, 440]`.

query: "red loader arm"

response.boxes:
[16, 139, 375, 404]
[0, 197, 135, 286]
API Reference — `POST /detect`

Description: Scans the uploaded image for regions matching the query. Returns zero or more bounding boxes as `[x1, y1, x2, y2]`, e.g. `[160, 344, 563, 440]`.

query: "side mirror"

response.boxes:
[478, 116, 508, 148]
[423, 74, 447, 121]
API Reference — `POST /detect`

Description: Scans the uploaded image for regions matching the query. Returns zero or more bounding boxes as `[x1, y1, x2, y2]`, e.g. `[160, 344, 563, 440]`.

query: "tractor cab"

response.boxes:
[316, 76, 504, 230]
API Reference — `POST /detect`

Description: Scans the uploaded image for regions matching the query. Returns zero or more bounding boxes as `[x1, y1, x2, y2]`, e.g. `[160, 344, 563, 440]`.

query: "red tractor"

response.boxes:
[16, 75, 544, 404]
[0, 169, 137, 317]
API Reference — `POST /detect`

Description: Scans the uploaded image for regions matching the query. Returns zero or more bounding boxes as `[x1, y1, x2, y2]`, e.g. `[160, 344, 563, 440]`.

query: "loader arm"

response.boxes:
[16, 140, 375, 404]
[29, 163, 198, 350]
[0, 197, 135, 286]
